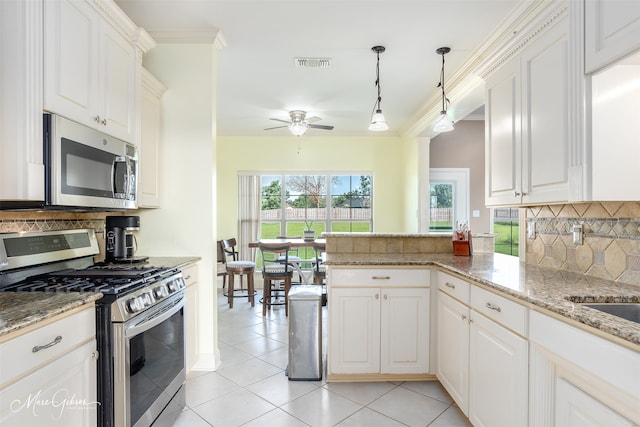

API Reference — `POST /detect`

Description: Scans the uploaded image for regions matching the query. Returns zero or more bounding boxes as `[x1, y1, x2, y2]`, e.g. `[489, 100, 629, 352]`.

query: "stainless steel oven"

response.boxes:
[113, 289, 185, 427]
[0, 229, 187, 427]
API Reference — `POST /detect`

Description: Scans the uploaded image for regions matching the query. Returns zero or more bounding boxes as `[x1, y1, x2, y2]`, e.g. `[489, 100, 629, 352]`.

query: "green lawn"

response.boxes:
[258, 221, 370, 267]
[493, 221, 519, 256]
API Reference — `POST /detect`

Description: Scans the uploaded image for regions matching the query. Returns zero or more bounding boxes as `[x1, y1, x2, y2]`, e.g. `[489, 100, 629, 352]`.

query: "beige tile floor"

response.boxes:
[159, 287, 471, 427]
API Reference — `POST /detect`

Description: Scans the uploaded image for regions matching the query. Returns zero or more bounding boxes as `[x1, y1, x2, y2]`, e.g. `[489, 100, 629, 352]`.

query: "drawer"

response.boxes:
[0, 307, 95, 387]
[329, 268, 430, 287]
[471, 286, 528, 336]
[181, 263, 199, 286]
[437, 271, 470, 305]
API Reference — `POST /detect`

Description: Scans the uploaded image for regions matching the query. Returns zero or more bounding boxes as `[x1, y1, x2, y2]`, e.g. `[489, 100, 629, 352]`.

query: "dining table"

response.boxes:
[249, 238, 326, 285]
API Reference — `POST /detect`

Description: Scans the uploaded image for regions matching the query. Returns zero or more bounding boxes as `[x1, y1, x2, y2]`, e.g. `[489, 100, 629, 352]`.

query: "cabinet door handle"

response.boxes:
[445, 282, 455, 289]
[375, 293, 379, 299]
[461, 314, 467, 321]
[372, 276, 390, 280]
[485, 302, 502, 312]
[32, 335, 62, 353]
[94, 115, 101, 123]
[383, 294, 388, 300]
[514, 191, 521, 197]
[101, 118, 107, 126]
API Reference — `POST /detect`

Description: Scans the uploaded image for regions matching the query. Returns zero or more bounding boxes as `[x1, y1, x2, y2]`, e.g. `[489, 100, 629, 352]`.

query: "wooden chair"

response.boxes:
[222, 238, 256, 308]
[216, 240, 228, 290]
[312, 242, 327, 306]
[259, 242, 294, 316]
[276, 235, 304, 282]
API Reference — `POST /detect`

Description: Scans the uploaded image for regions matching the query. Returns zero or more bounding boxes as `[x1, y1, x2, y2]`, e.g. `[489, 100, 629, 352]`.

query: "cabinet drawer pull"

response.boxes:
[371, 276, 390, 280]
[375, 294, 379, 299]
[485, 302, 502, 312]
[445, 282, 455, 289]
[32, 335, 62, 353]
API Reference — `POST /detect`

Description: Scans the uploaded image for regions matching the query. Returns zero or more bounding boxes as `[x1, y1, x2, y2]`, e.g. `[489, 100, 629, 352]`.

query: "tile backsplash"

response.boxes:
[0, 211, 123, 260]
[526, 202, 640, 286]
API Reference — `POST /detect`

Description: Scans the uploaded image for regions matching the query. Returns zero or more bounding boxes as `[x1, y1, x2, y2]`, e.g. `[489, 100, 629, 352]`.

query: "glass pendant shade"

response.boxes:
[368, 109, 389, 131]
[433, 111, 454, 132]
[289, 122, 308, 136]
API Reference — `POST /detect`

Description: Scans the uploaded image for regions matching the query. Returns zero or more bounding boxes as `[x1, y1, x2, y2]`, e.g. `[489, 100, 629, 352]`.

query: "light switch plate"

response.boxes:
[527, 222, 536, 239]
[472, 210, 480, 218]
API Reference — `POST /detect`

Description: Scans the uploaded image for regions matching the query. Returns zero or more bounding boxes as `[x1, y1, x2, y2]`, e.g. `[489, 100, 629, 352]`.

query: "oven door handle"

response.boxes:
[125, 293, 184, 338]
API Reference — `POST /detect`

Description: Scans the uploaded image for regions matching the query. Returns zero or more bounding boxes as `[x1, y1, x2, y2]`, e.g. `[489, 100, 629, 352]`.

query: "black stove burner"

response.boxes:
[3, 274, 142, 295]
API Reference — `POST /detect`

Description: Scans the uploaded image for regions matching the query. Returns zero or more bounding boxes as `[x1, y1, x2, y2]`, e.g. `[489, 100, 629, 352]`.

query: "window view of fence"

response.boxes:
[429, 183, 454, 231]
[260, 174, 373, 242]
[493, 208, 519, 256]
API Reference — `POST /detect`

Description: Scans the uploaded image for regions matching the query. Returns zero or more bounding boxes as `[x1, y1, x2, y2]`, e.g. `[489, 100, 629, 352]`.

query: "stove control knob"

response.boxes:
[168, 279, 183, 293]
[126, 297, 144, 313]
[153, 285, 169, 299]
[141, 292, 154, 306]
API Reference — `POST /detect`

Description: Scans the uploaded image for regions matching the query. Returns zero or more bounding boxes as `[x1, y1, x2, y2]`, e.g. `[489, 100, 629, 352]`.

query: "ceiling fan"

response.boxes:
[265, 110, 334, 136]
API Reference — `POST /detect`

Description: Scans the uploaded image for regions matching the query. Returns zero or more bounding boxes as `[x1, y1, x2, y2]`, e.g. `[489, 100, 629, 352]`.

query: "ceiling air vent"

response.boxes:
[294, 57, 331, 68]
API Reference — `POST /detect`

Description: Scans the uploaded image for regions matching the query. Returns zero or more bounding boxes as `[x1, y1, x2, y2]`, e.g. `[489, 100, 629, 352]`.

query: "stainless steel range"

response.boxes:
[0, 229, 186, 427]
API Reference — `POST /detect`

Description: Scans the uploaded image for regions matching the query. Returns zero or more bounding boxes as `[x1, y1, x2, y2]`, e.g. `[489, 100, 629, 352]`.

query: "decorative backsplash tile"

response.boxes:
[526, 202, 640, 286]
[0, 211, 110, 234]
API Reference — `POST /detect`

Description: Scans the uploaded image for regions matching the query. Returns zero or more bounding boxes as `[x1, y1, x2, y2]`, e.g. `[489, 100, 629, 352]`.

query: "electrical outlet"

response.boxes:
[571, 223, 583, 245]
[527, 222, 536, 239]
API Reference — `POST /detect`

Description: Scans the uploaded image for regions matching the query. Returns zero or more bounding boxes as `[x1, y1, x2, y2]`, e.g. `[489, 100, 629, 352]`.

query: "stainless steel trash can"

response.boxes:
[287, 285, 323, 380]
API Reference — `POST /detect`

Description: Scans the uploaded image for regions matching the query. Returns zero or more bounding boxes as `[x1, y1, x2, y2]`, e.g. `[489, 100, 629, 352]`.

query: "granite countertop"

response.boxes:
[0, 256, 201, 340]
[326, 253, 640, 349]
[0, 292, 103, 340]
[142, 256, 201, 270]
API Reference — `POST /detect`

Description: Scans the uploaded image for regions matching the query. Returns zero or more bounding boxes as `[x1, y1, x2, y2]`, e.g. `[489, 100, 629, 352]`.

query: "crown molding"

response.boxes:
[402, 0, 568, 138]
[146, 29, 226, 48]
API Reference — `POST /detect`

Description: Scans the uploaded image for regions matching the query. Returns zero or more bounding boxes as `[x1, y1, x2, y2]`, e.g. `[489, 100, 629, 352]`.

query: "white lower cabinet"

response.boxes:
[328, 267, 430, 379]
[468, 310, 528, 427]
[0, 306, 98, 426]
[182, 262, 200, 372]
[436, 290, 470, 413]
[436, 272, 528, 427]
[529, 310, 639, 426]
[555, 378, 635, 427]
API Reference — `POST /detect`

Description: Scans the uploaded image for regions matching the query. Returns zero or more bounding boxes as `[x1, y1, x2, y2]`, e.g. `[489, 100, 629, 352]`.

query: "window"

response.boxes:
[493, 207, 519, 256]
[260, 174, 373, 239]
[429, 168, 469, 232]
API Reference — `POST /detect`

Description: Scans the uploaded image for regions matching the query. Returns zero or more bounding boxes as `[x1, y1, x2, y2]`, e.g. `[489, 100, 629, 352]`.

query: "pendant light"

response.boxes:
[434, 47, 454, 133]
[368, 46, 389, 131]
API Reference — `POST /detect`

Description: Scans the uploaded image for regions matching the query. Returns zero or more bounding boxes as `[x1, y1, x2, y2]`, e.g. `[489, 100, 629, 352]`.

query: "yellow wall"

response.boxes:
[216, 134, 419, 238]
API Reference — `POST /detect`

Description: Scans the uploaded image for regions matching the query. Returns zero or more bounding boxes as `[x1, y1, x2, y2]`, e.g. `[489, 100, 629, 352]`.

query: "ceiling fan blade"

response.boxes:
[308, 124, 334, 130]
[306, 116, 322, 123]
[264, 125, 289, 130]
[269, 118, 292, 124]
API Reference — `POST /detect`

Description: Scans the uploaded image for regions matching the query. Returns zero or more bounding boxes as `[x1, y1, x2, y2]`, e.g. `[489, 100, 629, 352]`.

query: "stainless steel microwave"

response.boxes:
[43, 113, 138, 210]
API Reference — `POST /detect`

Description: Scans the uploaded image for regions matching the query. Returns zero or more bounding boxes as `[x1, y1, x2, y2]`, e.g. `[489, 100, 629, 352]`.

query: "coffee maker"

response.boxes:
[105, 215, 148, 263]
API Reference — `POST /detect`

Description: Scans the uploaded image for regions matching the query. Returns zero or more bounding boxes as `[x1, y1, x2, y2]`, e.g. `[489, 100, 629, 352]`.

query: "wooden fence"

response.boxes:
[261, 207, 371, 221]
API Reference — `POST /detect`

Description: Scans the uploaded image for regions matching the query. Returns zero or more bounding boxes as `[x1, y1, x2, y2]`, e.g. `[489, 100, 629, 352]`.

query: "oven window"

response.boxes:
[129, 307, 184, 426]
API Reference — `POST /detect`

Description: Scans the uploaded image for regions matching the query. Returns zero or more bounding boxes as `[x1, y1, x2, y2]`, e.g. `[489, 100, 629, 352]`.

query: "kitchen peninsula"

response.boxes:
[324, 233, 640, 426]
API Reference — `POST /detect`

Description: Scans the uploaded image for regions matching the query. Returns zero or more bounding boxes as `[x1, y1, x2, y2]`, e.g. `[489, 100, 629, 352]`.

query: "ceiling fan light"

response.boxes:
[289, 121, 308, 136]
[369, 110, 389, 131]
[433, 111, 454, 132]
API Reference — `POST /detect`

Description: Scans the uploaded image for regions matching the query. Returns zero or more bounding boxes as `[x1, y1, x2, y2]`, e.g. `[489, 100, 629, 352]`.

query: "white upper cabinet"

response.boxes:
[0, 0, 44, 203]
[585, 0, 640, 74]
[43, 0, 146, 144]
[591, 62, 640, 200]
[485, 11, 570, 206]
[138, 68, 166, 208]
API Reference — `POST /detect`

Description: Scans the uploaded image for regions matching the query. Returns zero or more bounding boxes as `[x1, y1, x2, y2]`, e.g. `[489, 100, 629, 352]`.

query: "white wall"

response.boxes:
[216, 135, 421, 238]
[137, 44, 219, 371]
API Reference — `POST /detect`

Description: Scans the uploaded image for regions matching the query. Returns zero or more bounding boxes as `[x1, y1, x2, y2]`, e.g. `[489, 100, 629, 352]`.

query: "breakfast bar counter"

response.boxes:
[323, 233, 640, 350]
